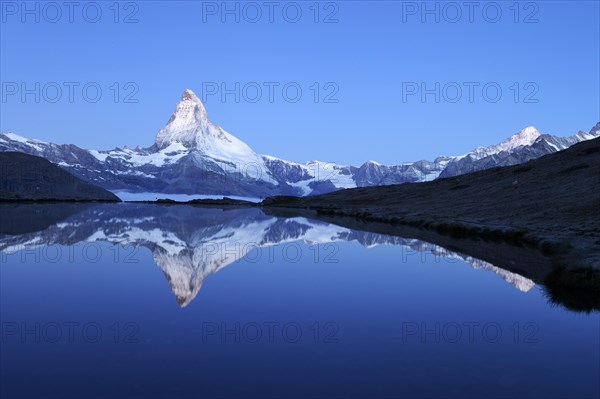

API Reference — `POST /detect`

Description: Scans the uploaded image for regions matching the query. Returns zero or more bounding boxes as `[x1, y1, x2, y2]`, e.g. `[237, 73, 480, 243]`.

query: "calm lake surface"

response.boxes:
[1, 204, 598, 399]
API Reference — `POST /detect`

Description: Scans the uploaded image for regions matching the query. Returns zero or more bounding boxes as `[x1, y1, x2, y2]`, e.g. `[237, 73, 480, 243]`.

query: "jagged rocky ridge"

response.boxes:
[0, 204, 534, 307]
[1, 89, 598, 197]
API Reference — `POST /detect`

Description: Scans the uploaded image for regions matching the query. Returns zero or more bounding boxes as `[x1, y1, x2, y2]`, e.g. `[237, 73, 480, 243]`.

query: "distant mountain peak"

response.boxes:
[587, 122, 600, 137]
[153, 89, 272, 181]
[167, 89, 207, 124]
[574, 124, 600, 141]
[469, 126, 541, 159]
[178, 89, 207, 115]
[181, 88, 198, 100]
[2, 132, 35, 144]
[497, 126, 541, 150]
[155, 89, 212, 149]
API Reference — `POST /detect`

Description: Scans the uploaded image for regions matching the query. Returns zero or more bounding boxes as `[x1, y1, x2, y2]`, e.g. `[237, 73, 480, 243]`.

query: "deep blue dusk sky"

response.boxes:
[1, 1, 598, 165]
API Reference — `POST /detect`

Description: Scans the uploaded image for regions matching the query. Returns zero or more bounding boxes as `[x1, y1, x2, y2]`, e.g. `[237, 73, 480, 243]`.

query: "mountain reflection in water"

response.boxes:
[0, 203, 537, 307]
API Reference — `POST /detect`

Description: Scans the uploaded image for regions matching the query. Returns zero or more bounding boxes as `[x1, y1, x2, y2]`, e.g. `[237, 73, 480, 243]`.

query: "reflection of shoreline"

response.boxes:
[400, 239, 535, 293]
[1, 203, 538, 307]
[274, 210, 600, 313]
[269, 208, 559, 282]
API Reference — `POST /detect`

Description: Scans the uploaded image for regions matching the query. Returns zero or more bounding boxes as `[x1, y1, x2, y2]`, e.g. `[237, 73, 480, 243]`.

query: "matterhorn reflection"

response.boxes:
[0, 203, 535, 307]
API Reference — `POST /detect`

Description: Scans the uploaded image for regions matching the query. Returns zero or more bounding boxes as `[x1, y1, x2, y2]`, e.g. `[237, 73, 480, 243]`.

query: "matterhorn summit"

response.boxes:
[155, 89, 272, 179]
[155, 89, 209, 149]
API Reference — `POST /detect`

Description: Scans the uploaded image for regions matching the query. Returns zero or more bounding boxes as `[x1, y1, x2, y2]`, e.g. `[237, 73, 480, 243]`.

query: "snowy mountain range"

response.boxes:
[1, 89, 598, 197]
[0, 204, 534, 307]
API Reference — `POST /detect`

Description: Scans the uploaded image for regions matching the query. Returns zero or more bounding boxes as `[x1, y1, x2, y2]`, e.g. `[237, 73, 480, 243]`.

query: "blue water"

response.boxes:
[0, 204, 598, 398]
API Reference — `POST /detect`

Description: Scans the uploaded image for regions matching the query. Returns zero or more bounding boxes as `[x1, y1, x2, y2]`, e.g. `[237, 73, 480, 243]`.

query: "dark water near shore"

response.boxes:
[1, 204, 598, 399]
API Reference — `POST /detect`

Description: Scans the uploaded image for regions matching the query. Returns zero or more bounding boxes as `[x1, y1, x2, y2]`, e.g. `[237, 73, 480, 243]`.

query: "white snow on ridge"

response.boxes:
[468, 126, 541, 159]
[288, 180, 314, 196]
[3, 132, 31, 143]
[90, 142, 189, 167]
[122, 170, 156, 179]
[264, 154, 358, 190]
[545, 141, 559, 151]
[0, 133, 52, 151]
[89, 150, 109, 162]
[301, 160, 356, 189]
[421, 172, 439, 182]
[126, 142, 188, 167]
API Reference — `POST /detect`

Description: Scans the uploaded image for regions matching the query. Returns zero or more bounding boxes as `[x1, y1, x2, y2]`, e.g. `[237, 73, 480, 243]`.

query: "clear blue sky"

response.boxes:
[1, 1, 598, 165]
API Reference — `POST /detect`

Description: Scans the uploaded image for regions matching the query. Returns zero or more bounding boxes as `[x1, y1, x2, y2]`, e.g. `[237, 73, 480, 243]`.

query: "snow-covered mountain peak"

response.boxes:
[1, 132, 47, 145]
[153, 89, 276, 184]
[575, 123, 600, 141]
[155, 89, 210, 149]
[178, 89, 208, 116]
[470, 126, 541, 159]
[182, 88, 198, 99]
[497, 126, 541, 150]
